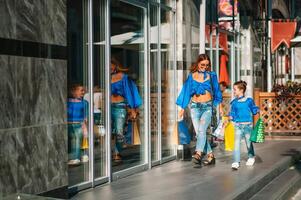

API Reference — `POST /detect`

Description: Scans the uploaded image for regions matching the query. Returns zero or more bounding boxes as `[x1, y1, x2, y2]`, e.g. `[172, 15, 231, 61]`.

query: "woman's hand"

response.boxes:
[219, 105, 224, 117]
[178, 109, 184, 119]
[128, 108, 138, 120]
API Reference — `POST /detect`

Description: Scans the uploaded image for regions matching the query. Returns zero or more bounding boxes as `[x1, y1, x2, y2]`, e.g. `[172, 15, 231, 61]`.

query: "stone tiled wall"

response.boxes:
[0, 0, 66, 46]
[0, 0, 68, 197]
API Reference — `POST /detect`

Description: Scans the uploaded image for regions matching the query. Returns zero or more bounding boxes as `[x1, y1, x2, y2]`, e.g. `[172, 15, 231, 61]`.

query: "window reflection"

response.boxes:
[111, 1, 145, 172]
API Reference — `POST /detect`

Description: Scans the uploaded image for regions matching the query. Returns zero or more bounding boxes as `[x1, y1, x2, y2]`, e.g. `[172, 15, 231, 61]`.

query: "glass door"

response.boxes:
[67, 0, 109, 191]
[92, 0, 108, 183]
[160, 8, 177, 160]
[67, 0, 92, 188]
[150, 3, 160, 164]
[110, 0, 148, 175]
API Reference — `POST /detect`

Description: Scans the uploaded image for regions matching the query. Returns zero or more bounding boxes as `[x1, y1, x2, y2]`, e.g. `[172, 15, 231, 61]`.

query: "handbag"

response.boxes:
[171, 122, 179, 145]
[132, 119, 141, 145]
[178, 120, 191, 145]
[81, 137, 89, 149]
[250, 118, 265, 143]
[224, 121, 235, 151]
[209, 74, 218, 130]
[212, 118, 226, 140]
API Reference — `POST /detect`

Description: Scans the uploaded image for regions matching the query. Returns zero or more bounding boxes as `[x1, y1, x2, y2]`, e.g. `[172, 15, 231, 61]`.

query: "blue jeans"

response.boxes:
[233, 123, 255, 163]
[68, 124, 83, 160]
[111, 102, 127, 153]
[190, 101, 213, 154]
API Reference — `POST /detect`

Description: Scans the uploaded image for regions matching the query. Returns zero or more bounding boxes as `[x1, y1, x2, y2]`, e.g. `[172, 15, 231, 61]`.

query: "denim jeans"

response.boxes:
[111, 102, 127, 153]
[68, 124, 83, 160]
[190, 101, 213, 154]
[233, 123, 255, 163]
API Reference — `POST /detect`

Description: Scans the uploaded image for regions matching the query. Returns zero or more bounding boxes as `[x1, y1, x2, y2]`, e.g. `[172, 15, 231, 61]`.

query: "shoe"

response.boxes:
[192, 152, 204, 165]
[203, 154, 216, 166]
[68, 159, 80, 165]
[231, 162, 240, 170]
[113, 153, 122, 162]
[81, 155, 89, 163]
[246, 157, 255, 166]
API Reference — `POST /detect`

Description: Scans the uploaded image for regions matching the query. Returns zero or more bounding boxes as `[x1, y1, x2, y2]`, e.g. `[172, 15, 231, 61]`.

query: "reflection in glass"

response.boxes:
[67, 0, 90, 186]
[111, 0, 145, 172]
[161, 9, 176, 158]
[150, 5, 159, 162]
[92, 0, 107, 178]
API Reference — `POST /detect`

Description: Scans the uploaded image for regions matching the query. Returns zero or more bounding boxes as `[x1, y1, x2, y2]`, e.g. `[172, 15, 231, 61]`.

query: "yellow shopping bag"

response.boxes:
[132, 120, 141, 145]
[224, 121, 235, 151]
[81, 137, 89, 149]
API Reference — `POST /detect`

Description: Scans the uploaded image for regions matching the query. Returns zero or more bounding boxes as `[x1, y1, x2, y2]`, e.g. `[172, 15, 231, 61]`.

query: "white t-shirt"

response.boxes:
[84, 92, 103, 113]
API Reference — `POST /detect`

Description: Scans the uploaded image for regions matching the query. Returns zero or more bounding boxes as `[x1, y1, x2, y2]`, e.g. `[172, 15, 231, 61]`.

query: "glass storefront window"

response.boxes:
[111, 0, 146, 172]
[92, 0, 107, 179]
[67, 0, 90, 186]
[161, 8, 176, 158]
[150, 5, 160, 162]
[161, 0, 174, 8]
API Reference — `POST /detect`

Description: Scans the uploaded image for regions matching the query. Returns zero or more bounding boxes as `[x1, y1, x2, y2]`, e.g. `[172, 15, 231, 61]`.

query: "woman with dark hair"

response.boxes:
[110, 57, 142, 161]
[176, 54, 223, 167]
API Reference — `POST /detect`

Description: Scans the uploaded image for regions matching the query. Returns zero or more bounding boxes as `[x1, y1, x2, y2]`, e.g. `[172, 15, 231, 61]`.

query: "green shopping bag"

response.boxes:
[250, 118, 265, 143]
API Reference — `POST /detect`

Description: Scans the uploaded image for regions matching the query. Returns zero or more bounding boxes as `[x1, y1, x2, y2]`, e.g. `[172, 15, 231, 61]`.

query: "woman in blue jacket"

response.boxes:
[176, 54, 223, 166]
[111, 58, 142, 162]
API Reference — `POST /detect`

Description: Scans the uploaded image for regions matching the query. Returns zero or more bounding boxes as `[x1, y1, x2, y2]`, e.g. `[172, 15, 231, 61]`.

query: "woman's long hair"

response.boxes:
[190, 54, 211, 73]
[111, 57, 129, 73]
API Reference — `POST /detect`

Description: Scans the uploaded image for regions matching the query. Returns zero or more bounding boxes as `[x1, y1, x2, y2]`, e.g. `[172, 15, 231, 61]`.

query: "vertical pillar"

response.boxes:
[267, 0, 272, 92]
[200, 0, 206, 54]
[236, 13, 241, 81]
[231, 39, 235, 99]
[291, 47, 295, 81]
[215, 0, 219, 76]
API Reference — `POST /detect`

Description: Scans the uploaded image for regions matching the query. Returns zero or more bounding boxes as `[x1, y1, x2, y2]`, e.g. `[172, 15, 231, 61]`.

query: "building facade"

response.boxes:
[0, 0, 275, 199]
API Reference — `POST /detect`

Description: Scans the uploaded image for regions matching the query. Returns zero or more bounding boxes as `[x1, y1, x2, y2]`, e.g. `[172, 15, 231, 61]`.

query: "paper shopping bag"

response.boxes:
[224, 122, 235, 151]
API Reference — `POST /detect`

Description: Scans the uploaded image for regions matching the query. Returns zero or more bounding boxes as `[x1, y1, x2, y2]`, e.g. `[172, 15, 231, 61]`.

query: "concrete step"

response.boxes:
[226, 151, 301, 200]
[250, 161, 301, 200]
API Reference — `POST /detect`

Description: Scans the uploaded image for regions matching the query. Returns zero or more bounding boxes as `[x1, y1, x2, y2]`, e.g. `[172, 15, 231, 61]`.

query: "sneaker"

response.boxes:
[81, 155, 89, 163]
[231, 162, 240, 170]
[246, 157, 255, 166]
[68, 159, 80, 165]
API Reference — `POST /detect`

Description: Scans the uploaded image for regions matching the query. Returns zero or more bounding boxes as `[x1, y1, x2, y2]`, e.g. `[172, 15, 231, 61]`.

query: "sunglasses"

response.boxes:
[200, 64, 210, 67]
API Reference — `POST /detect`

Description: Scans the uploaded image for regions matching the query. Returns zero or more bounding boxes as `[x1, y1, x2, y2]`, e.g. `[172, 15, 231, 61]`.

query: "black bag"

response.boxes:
[209, 74, 218, 130]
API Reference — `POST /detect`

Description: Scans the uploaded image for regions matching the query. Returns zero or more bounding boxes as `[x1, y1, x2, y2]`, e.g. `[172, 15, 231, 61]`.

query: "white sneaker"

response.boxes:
[246, 157, 255, 166]
[231, 162, 240, 170]
[68, 159, 80, 165]
[81, 155, 89, 163]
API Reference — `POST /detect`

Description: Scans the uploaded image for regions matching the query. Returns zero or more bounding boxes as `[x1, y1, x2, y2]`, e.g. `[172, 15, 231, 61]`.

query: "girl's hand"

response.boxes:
[82, 122, 88, 138]
[178, 109, 184, 119]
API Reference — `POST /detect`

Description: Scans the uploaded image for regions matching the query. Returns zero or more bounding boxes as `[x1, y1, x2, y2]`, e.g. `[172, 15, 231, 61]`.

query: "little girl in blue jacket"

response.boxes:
[229, 81, 259, 170]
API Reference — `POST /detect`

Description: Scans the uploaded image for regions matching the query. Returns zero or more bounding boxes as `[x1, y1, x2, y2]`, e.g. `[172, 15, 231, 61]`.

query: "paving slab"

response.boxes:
[73, 141, 301, 200]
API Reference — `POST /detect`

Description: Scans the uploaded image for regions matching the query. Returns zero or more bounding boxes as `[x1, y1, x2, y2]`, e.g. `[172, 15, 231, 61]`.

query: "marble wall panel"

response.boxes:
[16, 126, 48, 194]
[47, 124, 68, 191]
[0, 0, 16, 39]
[0, 129, 18, 197]
[16, 57, 49, 127]
[0, 0, 66, 46]
[0, 55, 17, 129]
[44, 59, 67, 124]
[42, 0, 67, 46]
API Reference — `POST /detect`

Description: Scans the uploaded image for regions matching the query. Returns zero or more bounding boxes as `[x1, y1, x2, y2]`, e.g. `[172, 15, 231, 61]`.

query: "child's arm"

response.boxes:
[248, 98, 259, 115]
